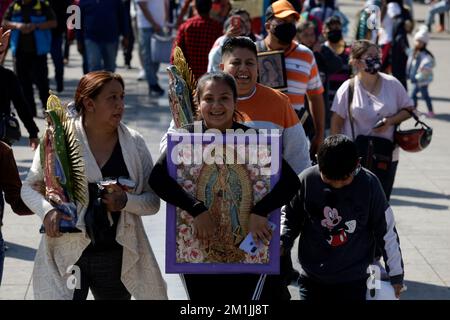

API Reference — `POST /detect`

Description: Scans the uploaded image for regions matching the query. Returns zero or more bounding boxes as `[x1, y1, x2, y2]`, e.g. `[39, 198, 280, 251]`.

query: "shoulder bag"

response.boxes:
[347, 78, 394, 178]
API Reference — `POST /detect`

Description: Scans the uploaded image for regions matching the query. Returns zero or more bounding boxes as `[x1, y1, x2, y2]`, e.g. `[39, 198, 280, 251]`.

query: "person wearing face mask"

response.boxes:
[296, 20, 342, 135]
[323, 16, 352, 124]
[257, 0, 325, 161]
[330, 40, 414, 201]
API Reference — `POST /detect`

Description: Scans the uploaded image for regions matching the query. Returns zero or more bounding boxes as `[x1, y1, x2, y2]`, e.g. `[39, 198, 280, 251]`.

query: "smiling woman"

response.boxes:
[150, 71, 301, 301]
[196, 72, 238, 131]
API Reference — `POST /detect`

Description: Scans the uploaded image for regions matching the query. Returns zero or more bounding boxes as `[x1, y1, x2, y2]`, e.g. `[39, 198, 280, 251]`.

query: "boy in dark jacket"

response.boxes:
[281, 134, 405, 300]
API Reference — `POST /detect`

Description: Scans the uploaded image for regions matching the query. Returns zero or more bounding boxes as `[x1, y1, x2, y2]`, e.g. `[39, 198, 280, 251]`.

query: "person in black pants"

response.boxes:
[0, 27, 39, 148]
[2, 0, 57, 117]
[122, 0, 134, 68]
[0, 64, 39, 148]
[48, 0, 71, 92]
[150, 72, 300, 301]
[296, 19, 343, 137]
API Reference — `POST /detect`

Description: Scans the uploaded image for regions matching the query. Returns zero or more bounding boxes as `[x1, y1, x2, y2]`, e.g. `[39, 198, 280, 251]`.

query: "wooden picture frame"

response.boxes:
[257, 50, 288, 91]
[165, 131, 281, 274]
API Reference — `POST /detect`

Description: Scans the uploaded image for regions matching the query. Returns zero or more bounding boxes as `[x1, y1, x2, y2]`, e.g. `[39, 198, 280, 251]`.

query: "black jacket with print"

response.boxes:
[281, 165, 404, 285]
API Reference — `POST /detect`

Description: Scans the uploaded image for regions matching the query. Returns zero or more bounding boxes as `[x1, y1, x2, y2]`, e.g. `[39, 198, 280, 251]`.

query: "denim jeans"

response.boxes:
[84, 39, 119, 72]
[426, 0, 450, 27]
[138, 28, 160, 88]
[50, 33, 64, 89]
[411, 84, 433, 113]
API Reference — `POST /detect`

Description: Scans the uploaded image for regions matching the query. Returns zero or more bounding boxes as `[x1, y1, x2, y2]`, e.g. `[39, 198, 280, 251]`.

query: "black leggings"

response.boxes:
[73, 248, 131, 300]
[381, 161, 399, 202]
[14, 53, 49, 117]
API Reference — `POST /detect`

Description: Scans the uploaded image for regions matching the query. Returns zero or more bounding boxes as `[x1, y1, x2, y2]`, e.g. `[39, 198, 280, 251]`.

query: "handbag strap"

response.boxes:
[399, 108, 432, 130]
[347, 78, 356, 140]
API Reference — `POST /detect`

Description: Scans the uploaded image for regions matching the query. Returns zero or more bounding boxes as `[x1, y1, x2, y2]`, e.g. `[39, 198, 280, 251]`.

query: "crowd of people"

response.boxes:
[0, 0, 441, 301]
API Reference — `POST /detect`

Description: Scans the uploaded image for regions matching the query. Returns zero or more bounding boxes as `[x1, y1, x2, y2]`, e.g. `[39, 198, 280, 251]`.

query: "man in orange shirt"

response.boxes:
[219, 36, 310, 299]
[256, 0, 325, 159]
[220, 36, 310, 175]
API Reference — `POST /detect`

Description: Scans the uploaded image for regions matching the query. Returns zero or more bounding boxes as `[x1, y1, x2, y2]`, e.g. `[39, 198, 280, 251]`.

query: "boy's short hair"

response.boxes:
[317, 134, 359, 180]
[195, 0, 212, 16]
[221, 36, 258, 60]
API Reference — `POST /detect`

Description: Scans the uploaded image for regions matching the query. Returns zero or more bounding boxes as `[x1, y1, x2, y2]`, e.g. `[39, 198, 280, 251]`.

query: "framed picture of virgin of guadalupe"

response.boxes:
[165, 130, 282, 274]
[257, 50, 288, 91]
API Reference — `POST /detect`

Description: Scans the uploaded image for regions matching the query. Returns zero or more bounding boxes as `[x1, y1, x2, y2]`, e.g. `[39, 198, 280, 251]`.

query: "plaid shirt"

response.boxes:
[171, 15, 223, 80]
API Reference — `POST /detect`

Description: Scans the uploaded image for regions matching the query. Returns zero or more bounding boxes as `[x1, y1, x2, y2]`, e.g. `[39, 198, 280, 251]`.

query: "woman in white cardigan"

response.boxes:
[21, 71, 167, 300]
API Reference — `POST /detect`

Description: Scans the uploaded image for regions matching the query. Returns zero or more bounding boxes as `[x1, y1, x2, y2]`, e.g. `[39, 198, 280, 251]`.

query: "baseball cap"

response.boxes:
[265, 0, 300, 21]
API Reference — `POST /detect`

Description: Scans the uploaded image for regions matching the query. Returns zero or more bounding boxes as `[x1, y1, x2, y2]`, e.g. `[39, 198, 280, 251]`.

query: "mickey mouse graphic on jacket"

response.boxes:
[280, 135, 404, 301]
[321, 206, 356, 247]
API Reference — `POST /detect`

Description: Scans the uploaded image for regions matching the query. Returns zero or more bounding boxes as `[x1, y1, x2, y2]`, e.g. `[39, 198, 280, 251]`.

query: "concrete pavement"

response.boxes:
[1, 0, 449, 300]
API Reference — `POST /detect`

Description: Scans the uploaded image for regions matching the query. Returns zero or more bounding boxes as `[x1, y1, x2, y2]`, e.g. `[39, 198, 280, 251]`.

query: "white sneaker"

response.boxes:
[138, 69, 146, 81]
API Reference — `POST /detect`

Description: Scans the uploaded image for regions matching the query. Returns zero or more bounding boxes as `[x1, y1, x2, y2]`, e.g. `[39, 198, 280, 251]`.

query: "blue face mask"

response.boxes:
[364, 57, 381, 74]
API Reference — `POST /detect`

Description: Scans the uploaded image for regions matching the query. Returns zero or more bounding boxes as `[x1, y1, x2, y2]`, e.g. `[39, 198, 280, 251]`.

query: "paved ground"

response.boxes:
[1, 0, 450, 300]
